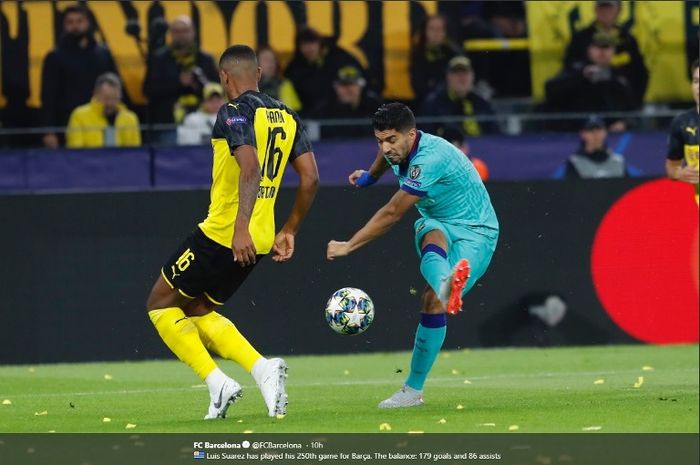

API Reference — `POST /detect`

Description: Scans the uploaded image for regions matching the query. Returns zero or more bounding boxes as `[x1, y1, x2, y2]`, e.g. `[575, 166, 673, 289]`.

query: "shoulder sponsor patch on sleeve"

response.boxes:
[225, 116, 248, 126]
[409, 165, 421, 180]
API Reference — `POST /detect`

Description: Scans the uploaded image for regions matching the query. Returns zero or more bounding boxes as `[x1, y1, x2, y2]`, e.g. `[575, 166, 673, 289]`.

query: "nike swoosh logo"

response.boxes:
[213, 388, 223, 409]
[174, 317, 188, 324]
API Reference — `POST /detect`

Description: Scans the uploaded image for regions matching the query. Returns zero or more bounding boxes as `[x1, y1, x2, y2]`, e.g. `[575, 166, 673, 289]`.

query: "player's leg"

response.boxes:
[379, 225, 450, 408]
[184, 257, 288, 417]
[415, 219, 470, 313]
[147, 230, 242, 419]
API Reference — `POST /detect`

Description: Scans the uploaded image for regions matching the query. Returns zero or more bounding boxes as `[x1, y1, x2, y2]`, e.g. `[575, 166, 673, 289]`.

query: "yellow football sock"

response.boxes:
[148, 307, 217, 380]
[190, 311, 262, 372]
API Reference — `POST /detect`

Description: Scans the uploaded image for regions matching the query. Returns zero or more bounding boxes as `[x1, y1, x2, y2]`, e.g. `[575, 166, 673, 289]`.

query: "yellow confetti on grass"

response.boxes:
[451, 369, 460, 375]
[34, 411, 48, 416]
[104, 374, 113, 380]
[379, 423, 392, 431]
[407, 430, 424, 434]
[103, 418, 111, 423]
[642, 366, 654, 371]
[438, 418, 447, 424]
[237, 419, 243, 423]
[479, 423, 496, 427]
[243, 430, 254, 434]
[456, 404, 464, 410]
[343, 370, 350, 375]
[28, 367, 36, 373]
[594, 379, 605, 385]
[508, 425, 519, 431]
[463, 379, 472, 384]
[582, 426, 602, 431]
[633, 376, 644, 388]
[125, 423, 137, 429]
[2, 400, 11, 405]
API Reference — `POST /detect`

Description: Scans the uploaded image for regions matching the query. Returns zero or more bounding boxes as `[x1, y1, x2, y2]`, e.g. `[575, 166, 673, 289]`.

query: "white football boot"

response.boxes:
[204, 377, 243, 420]
[252, 358, 288, 417]
[378, 385, 424, 409]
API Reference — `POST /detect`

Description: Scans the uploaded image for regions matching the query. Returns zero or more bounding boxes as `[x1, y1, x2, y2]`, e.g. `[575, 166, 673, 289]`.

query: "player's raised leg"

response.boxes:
[146, 275, 242, 420]
[186, 297, 288, 417]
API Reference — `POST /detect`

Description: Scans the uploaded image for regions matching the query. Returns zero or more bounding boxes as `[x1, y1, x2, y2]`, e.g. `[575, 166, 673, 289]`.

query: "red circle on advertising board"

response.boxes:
[591, 179, 699, 344]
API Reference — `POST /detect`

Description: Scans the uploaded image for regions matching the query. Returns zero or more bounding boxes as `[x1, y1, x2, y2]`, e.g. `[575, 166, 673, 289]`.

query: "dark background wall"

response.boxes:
[0, 179, 657, 364]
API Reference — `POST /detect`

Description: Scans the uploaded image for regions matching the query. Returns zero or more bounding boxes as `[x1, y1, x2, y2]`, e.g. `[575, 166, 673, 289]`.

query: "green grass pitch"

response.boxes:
[0, 344, 697, 433]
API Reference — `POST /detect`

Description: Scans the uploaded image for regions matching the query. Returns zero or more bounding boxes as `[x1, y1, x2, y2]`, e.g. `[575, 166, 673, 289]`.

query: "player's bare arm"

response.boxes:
[666, 159, 700, 184]
[327, 189, 419, 260]
[232, 144, 262, 266]
[349, 149, 391, 186]
[272, 151, 319, 262]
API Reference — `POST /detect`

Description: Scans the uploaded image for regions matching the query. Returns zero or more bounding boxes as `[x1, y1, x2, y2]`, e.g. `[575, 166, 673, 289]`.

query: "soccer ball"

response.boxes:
[325, 287, 375, 335]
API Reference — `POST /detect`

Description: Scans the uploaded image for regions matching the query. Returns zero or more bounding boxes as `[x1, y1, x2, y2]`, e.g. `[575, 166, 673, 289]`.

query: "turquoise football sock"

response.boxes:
[405, 313, 447, 391]
[419, 244, 451, 296]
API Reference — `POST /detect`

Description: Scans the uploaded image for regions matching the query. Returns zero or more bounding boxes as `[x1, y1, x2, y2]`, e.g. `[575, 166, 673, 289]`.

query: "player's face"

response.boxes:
[374, 128, 417, 164]
[692, 67, 699, 106]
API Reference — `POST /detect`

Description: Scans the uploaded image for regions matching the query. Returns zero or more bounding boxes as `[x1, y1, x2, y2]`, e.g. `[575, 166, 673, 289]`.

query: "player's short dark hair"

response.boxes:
[372, 103, 416, 132]
[691, 59, 699, 74]
[219, 45, 258, 68]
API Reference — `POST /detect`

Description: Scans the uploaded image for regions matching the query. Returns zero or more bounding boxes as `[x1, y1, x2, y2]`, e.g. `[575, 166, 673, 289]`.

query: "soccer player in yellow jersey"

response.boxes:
[146, 45, 319, 419]
[666, 59, 699, 204]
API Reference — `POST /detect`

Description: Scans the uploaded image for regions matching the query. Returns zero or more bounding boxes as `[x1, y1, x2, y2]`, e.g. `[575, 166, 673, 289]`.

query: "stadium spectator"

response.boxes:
[312, 66, 383, 138]
[257, 46, 301, 111]
[438, 126, 489, 181]
[665, 59, 699, 204]
[563, 0, 648, 106]
[66, 73, 140, 148]
[564, 116, 630, 178]
[545, 32, 637, 131]
[40, 4, 120, 148]
[176, 82, 224, 146]
[421, 56, 498, 136]
[143, 15, 218, 144]
[409, 15, 461, 102]
[284, 26, 364, 116]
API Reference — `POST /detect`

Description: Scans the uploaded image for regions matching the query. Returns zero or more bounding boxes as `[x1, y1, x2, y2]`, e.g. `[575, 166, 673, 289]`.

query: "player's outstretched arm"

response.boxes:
[666, 159, 700, 184]
[232, 144, 262, 266]
[272, 152, 319, 262]
[349, 149, 390, 187]
[327, 189, 419, 260]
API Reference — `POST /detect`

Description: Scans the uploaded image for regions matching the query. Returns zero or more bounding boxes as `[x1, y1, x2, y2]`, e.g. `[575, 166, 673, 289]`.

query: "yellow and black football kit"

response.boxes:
[161, 90, 312, 304]
[667, 108, 700, 203]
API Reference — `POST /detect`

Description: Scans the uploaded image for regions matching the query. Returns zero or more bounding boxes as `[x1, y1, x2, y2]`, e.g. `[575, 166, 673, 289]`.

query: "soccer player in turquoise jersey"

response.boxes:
[327, 103, 499, 408]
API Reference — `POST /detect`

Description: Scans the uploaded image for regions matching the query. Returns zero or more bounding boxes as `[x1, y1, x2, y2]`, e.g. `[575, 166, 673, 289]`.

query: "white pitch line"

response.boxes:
[0, 367, 696, 399]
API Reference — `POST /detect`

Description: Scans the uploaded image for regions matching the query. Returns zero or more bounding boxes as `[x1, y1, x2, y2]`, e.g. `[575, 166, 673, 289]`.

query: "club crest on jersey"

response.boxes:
[225, 116, 248, 126]
[409, 165, 421, 180]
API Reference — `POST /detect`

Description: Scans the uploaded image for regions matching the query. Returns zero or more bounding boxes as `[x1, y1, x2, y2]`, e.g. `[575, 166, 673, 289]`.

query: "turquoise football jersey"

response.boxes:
[388, 131, 499, 236]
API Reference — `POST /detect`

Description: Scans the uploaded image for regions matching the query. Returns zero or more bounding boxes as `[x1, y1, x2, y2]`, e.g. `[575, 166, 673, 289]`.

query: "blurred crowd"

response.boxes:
[13, 1, 683, 150]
